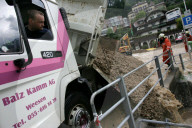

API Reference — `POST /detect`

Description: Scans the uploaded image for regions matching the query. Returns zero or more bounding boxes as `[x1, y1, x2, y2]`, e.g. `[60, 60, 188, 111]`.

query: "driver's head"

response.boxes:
[28, 10, 44, 31]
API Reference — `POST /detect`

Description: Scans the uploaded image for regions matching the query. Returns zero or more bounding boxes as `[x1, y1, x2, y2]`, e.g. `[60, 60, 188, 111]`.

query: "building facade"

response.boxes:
[131, 10, 180, 49]
[101, 16, 129, 36]
[128, 1, 166, 21]
[136, 10, 177, 36]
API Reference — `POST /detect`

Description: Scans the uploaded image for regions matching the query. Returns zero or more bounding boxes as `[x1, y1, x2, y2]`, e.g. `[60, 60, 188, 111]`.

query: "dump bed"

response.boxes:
[57, 0, 107, 66]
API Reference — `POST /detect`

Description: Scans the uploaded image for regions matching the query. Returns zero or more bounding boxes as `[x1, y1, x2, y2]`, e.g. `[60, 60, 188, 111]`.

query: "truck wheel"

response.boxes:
[65, 92, 93, 127]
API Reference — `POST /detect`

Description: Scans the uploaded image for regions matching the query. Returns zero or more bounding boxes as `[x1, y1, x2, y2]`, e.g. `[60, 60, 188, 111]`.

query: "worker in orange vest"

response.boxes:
[159, 33, 173, 67]
[184, 31, 192, 52]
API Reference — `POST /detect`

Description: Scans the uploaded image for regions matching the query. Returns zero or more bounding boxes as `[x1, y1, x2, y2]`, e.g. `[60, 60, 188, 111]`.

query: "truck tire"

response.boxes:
[65, 92, 93, 127]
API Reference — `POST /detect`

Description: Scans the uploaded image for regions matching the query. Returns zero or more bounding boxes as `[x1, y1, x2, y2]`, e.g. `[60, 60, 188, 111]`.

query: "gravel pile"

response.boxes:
[93, 37, 183, 123]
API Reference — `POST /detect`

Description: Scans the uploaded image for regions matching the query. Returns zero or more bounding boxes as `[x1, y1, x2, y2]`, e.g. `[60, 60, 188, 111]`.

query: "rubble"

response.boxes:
[94, 37, 183, 123]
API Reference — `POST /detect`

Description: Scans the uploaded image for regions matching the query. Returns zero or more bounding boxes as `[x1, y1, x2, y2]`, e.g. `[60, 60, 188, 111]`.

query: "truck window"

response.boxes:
[19, 0, 53, 40]
[0, 1, 22, 54]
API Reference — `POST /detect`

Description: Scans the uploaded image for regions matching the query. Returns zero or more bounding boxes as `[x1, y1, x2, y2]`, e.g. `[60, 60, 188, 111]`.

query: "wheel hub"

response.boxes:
[69, 106, 91, 128]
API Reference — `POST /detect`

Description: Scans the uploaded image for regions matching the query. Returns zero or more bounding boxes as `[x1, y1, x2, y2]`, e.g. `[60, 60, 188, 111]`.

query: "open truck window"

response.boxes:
[19, 0, 53, 40]
[0, 0, 22, 54]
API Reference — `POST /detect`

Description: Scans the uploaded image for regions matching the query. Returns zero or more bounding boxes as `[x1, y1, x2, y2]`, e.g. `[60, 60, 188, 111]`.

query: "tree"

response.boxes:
[176, 17, 183, 30]
[157, 6, 167, 11]
[132, 11, 146, 23]
[167, 0, 192, 13]
[108, 0, 125, 9]
[106, 0, 125, 18]
[127, 28, 132, 37]
[108, 0, 115, 7]
[124, 3, 132, 14]
[186, 0, 192, 12]
[107, 28, 113, 35]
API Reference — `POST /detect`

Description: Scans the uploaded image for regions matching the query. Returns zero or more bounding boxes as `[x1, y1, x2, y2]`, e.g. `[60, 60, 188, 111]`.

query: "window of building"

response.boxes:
[112, 22, 115, 26]
[157, 14, 162, 17]
[150, 16, 154, 20]
[0, 0, 22, 54]
[139, 21, 143, 24]
[160, 20, 164, 24]
[114, 17, 118, 22]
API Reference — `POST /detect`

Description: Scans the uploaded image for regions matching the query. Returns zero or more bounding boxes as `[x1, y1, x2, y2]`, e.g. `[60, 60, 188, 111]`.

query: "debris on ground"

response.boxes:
[94, 37, 183, 124]
[141, 84, 183, 123]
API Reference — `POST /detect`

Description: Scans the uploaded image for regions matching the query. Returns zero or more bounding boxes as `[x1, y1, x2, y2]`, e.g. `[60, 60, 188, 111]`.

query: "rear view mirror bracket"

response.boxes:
[11, 0, 33, 71]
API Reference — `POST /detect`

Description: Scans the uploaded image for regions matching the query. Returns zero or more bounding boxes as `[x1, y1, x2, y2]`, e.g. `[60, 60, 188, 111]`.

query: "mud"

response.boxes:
[180, 107, 192, 125]
[94, 37, 184, 124]
[141, 85, 183, 123]
[93, 41, 150, 107]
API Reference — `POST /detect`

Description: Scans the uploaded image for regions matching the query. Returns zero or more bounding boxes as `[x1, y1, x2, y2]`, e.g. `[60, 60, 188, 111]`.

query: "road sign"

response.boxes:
[184, 9, 191, 16]
[183, 15, 192, 29]
[166, 9, 180, 22]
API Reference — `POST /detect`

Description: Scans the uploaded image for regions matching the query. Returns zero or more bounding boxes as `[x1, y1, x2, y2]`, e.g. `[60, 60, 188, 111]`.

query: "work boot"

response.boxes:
[165, 63, 171, 70]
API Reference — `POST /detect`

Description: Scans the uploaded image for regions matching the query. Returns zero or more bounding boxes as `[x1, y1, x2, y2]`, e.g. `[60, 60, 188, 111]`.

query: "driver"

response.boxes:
[25, 10, 53, 40]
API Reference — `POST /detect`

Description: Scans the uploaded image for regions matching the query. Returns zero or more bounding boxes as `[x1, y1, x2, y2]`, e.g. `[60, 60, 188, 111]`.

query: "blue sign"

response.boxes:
[183, 15, 192, 29]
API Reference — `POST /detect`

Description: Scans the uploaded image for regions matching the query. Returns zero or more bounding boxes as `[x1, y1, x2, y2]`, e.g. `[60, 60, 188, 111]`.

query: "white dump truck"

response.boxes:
[0, 0, 107, 127]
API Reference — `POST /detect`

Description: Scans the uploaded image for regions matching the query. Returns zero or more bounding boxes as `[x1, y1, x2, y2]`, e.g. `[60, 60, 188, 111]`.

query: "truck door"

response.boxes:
[0, 0, 70, 128]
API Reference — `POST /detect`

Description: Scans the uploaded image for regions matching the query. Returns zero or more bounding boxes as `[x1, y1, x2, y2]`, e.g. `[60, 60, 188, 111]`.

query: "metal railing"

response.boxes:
[139, 119, 192, 128]
[174, 52, 192, 70]
[90, 50, 192, 128]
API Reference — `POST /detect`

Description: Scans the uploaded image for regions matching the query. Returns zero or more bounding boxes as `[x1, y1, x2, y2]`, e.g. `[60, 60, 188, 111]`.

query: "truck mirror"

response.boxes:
[14, 59, 25, 69]
[59, 7, 70, 30]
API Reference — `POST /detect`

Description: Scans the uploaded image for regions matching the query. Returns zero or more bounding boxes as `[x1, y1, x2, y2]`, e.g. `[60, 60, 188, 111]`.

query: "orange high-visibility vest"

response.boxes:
[161, 38, 172, 64]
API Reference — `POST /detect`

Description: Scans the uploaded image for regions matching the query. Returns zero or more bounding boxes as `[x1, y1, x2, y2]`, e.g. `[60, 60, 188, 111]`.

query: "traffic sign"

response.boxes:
[183, 15, 192, 29]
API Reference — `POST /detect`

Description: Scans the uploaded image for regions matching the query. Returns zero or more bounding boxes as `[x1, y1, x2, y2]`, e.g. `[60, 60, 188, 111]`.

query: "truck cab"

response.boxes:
[0, 0, 107, 127]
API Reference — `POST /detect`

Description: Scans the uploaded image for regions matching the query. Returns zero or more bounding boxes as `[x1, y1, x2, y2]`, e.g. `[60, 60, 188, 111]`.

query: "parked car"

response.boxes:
[176, 36, 183, 43]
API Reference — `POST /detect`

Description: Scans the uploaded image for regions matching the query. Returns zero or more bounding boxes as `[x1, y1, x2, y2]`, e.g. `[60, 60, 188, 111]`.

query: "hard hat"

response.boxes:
[159, 33, 165, 38]
[186, 31, 190, 34]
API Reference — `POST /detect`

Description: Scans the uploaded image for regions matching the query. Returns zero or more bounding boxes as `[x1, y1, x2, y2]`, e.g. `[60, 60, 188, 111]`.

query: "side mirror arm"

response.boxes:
[13, 0, 33, 69]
